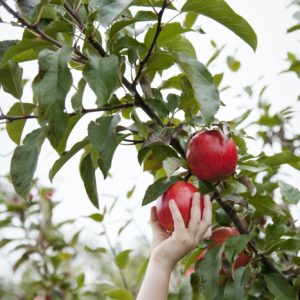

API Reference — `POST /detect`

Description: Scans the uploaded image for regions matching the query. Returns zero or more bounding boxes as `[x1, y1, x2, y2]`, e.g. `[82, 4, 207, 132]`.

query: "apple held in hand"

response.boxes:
[156, 181, 204, 232]
[187, 129, 238, 182]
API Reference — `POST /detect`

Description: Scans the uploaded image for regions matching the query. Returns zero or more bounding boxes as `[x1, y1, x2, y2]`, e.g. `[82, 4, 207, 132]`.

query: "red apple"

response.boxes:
[187, 130, 238, 182]
[186, 227, 250, 276]
[156, 181, 204, 232]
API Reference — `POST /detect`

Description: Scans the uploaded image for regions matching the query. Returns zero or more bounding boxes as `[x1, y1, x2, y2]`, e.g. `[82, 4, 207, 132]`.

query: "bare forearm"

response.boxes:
[136, 256, 173, 300]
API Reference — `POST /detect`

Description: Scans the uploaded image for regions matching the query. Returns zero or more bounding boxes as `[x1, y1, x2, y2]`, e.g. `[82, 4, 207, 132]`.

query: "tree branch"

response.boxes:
[63, 1, 106, 57]
[0, 0, 86, 61]
[132, 0, 169, 85]
[2, 0, 186, 158]
[0, 103, 135, 122]
[212, 191, 285, 277]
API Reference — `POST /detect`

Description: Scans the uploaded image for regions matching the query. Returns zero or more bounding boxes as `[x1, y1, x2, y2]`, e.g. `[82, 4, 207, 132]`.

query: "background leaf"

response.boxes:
[142, 176, 180, 205]
[182, 0, 257, 51]
[6, 102, 36, 144]
[0, 61, 23, 99]
[88, 114, 125, 178]
[176, 53, 220, 123]
[10, 129, 45, 198]
[79, 153, 99, 209]
[264, 273, 297, 300]
[83, 55, 119, 106]
[32, 47, 73, 148]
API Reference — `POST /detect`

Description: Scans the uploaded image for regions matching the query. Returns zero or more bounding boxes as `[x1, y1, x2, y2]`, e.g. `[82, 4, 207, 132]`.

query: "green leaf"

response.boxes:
[44, 20, 74, 35]
[264, 273, 297, 300]
[259, 151, 300, 169]
[248, 195, 282, 217]
[142, 176, 180, 205]
[278, 181, 300, 204]
[145, 23, 196, 58]
[84, 245, 106, 253]
[227, 56, 241, 72]
[0, 239, 13, 248]
[162, 35, 196, 59]
[264, 221, 287, 250]
[192, 245, 223, 299]
[225, 234, 252, 264]
[89, 0, 133, 27]
[10, 129, 45, 198]
[184, 11, 198, 28]
[115, 250, 132, 269]
[1, 39, 53, 66]
[49, 138, 90, 181]
[146, 52, 175, 72]
[145, 23, 190, 47]
[88, 114, 125, 178]
[0, 40, 18, 62]
[83, 55, 119, 106]
[160, 74, 186, 90]
[77, 273, 85, 289]
[287, 24, 300, 33]
[13, 253, 28, 272]
[182, 0, 257, 51]
[175, 53, 220, 124]
[109, 11, 157, 38]
[144, 98, 169, 118]
[224, 267, 249, 300]
[0, 217, 13, 227]
[55, 115, 81, 154]
[207, 45, 226, 67]
[6, 102, 36, 144]
[79, 153, 99, 209]
[71, 78, 86, 113]
[32, 47, 73, 148]
[87, 213, 104, 222]
[0, 61, 23, 98]
[105, 289, 133, 300]
[166, 94, 179, 114]
[213, 73, 224, 87]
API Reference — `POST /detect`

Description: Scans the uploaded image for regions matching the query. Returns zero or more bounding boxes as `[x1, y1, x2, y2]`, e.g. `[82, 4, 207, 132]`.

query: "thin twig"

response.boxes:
[133, 0, 169, 85]
[0, 103, 135, 123]
[0, 0, 86, 61]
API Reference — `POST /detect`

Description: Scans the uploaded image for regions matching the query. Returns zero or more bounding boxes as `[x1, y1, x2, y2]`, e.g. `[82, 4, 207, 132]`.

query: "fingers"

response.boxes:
[196, 195, 212, 241]
[202, 225, 212, 240]
[150, 206, 165, 233]
[169, 200, 185, 231]
[150, 206, 158, 223]
[188, 193, 201, 230]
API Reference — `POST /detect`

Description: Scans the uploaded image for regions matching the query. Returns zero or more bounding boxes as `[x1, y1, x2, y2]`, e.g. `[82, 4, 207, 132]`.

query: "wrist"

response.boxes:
[150, 250, 176, 273]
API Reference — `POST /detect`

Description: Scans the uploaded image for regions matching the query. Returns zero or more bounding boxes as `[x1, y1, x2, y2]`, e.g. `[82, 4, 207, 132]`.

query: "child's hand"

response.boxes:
[150, 193, 212, 270]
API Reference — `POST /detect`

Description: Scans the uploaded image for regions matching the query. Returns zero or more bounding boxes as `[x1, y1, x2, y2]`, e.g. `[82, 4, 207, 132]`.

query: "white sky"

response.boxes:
[1, 0, 300, 279]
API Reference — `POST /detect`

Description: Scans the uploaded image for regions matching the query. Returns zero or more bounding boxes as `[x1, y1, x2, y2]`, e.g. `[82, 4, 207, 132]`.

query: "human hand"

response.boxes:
[149, 193, 212, 270]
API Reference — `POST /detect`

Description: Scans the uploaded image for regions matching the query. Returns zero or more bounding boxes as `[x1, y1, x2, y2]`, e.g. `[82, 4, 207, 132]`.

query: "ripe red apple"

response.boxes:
[156, 181, 204, 232]
[187, 130, 238, 182]
[186, 227, 250, 276]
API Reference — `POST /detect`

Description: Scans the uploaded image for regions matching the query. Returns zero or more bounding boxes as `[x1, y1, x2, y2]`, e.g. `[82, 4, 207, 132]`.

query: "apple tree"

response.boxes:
[0, 0, 300, 299]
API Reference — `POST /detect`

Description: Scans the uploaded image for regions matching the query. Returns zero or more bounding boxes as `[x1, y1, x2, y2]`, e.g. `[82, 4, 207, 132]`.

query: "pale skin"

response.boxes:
[136, 193, 212, 300]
